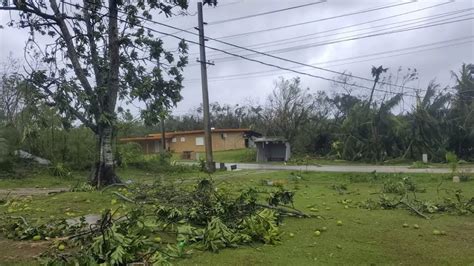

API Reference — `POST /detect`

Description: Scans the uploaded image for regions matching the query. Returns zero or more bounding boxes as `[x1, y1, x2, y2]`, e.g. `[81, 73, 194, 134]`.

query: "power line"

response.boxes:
[208, 15, 474, 63]
[183, 38, 474, 83]
[68, 1, 473, 94]
[199, 6, 471, 58]
[71, 1, 436, 92]
[207, 1, 453, 54]
[185, 15, 474, 92]
[207, 0, 327, 25]
[322, 40, 474, 69]
[158, 1, 415, 40]
[214, 1, 417, 39]
[63, 1, 418, 98]
[193, 35, 474, 69]
[157, 1, 244, 37]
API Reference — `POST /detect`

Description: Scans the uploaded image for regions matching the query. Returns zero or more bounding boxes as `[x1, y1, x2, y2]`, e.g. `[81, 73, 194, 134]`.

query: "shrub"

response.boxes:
[242, 149, 257, 162]
[446, 151, 458, 175]
[0, 128, 16, 174]
[127, 153, 196, 173]
[49, 162, 72, 178]
[117, 142, 144, 167]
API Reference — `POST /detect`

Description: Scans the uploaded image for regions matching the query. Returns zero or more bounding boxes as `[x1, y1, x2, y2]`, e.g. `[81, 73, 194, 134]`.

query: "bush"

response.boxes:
[21, 126, 95, 171]
[126, 153, 196, 173]
[242, 149, 257, 162]
[382, 177, 424, 194]
[0, 128, 16, 174]
[446, 151, 458, 175]
[117, 142, 144, 167]
[49, 162, 72, 178]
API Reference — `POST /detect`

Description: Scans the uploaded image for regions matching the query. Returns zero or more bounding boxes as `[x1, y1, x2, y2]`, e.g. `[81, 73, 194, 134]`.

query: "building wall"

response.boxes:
[125, 131, 247, 156]
[256, 142, 291, 162]
[168, 131, 246, 153]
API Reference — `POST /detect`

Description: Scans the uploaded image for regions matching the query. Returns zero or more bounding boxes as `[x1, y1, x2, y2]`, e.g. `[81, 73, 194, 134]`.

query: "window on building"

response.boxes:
[195, 136, 204, 146]
[221, 133, 227, 139]
[180, 137, 186, 142]
[172, 138, 177, 143]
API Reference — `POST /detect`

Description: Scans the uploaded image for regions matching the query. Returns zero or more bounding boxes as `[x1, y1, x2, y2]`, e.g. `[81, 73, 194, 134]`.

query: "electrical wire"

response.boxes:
[208, 15, 474, 63]
[198, 6, 471, 58]
[67, 0, 439, 92]
[207, 0, 327, 25]
[63, 1, 419, 98]
[182, 39, 474, 83]
[214, 1, 417, 39]
[158, 1, 416, 39]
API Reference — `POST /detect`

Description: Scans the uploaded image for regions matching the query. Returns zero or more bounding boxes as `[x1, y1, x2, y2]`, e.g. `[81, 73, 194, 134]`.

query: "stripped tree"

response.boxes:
[0, 0, 189, 187]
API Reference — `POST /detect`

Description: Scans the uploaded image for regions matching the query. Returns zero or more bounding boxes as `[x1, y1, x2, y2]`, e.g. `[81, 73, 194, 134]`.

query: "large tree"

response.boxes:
[448, 63, 474, 159]
[402, 81, 450, 161]
[263, 77, 315, 144]
[0, 55, 24, 126]
[0, 0, 190, 186]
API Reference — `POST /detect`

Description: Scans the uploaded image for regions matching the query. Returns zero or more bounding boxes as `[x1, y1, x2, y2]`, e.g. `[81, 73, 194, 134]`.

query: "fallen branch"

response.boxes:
[112, 191, 135, 203]
[10, 215, 29, 227]
[255, 203, 310, 218]
[101, 183, 128, 193]
[0, 191, 11, 204]
[401, 201, 430, 219]
[48, 190, 68, 195]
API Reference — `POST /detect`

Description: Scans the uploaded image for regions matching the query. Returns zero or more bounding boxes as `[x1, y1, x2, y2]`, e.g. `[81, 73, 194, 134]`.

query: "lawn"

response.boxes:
[0, 168, 473, 265]
[170, 148, 257, 163]
[287, 154, 474, 168]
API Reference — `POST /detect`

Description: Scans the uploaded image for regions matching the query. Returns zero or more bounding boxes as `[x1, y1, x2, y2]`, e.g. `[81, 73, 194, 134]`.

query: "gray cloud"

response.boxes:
[1, 0, 473, 116]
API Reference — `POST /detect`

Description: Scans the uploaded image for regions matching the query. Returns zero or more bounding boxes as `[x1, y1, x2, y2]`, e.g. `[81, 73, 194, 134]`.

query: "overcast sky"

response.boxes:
[1, 0, 473, 116]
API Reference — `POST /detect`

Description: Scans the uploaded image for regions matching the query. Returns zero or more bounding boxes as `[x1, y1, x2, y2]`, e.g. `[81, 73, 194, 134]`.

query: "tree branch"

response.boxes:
[48, 0, 97, 110]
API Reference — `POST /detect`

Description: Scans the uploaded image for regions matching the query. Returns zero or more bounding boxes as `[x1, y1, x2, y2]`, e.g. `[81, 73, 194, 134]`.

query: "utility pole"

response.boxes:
[197, 1, 215, 172]
[160, 114, 166, 154]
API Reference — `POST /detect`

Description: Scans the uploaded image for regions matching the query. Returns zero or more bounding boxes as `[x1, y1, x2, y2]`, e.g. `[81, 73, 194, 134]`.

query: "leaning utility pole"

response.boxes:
[197, 1, 215, 172]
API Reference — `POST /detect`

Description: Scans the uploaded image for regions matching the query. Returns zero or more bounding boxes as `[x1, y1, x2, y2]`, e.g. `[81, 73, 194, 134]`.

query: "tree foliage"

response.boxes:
[138, 65, 474, 162]
[0, 0, 190, 186]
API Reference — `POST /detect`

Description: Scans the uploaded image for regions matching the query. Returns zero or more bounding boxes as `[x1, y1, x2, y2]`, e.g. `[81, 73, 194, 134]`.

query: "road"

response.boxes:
[215, 163, 470, 174]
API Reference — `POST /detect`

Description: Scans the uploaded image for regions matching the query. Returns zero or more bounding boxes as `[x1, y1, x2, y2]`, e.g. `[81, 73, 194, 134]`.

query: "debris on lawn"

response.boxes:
[0, 178, 310, 265]
[359, 178, 473, 218]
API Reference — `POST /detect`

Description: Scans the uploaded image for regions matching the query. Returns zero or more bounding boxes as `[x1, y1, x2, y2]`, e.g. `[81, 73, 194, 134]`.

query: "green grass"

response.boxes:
[0, 169, 473, 265]
[0, 171, 86, 189]
[170, 148, 256, 163]
[212, 148, 256, 163]
[287, 155, 474, 169]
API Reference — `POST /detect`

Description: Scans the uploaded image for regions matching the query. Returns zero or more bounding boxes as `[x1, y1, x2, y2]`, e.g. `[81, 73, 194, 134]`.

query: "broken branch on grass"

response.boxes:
[112, 191, 135, 203]
[101, 183, 128, 193]
[10, 216, 30, 227]
[401, 201, 430, 219]
[255, 203, 310, 218]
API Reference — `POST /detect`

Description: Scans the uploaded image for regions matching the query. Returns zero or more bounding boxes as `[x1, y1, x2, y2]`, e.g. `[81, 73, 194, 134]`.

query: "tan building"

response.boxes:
[120, 128, 260, 159]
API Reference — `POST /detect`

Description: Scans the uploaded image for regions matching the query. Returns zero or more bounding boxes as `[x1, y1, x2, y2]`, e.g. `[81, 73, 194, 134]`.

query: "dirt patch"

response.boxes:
[0, 237, 49, 263]
[0, 188, 68, 198]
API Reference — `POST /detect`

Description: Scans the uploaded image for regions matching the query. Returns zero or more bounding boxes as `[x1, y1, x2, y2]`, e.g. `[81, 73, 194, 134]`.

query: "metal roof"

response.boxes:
[253, 137, 287, 143]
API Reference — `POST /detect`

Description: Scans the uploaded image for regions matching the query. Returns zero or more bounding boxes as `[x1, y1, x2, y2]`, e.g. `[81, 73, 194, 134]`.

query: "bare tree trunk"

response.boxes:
[90, 0, 121, 188]
[91, 125, 120, 187]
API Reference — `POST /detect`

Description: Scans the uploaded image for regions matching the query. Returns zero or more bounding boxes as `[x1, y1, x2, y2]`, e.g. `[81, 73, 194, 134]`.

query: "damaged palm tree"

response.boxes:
[0, 0, 189, 187]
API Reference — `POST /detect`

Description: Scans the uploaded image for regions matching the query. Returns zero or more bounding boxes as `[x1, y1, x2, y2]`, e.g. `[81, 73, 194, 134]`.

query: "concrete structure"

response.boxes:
[254, 137, 291, 162]
[120, 128, 260, 159]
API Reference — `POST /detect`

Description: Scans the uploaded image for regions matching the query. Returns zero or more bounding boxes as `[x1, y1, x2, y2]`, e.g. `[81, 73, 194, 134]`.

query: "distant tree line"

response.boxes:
[1, 64, 473, 169]
[124, 64, 474, 163]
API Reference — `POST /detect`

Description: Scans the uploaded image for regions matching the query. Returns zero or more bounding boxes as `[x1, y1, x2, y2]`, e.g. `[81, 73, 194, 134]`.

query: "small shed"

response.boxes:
[254, 137, 291, 162]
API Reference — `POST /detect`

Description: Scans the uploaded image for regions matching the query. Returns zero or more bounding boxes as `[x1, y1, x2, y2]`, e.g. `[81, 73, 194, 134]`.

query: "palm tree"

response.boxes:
[448, 64, 474, 159]
[403, 81, 450, 161]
